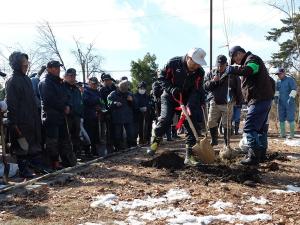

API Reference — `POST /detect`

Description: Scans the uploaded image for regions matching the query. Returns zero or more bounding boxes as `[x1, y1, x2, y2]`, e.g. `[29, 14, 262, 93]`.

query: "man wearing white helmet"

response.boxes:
[147, 48, 207, 166]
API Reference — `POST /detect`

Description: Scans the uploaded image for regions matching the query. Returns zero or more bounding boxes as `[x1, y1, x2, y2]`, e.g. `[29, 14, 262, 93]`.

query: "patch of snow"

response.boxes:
[90, 189, 191, 211]
[247, 196, 269, 205]
[253, 207, 265, 212]
[210, 200, 233, 211]
[287, 155, 300, 160]
[283, 139, 300, 147]
[271, 185, 300, 194]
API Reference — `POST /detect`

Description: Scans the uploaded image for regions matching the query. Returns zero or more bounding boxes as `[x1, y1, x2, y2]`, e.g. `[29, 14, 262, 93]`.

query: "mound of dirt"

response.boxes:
[266, 152, 288, 161]
[193, 164, 261, 184]
[141, 151, 184, 169]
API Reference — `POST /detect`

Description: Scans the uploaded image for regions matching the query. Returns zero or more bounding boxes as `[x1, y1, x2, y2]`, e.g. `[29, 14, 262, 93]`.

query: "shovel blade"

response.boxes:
[192, 137, 215, 164]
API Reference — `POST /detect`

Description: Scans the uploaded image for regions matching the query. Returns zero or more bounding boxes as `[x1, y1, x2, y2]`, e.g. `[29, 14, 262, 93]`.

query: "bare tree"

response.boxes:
[36, 21, 66, 71]
[72, 38, 103, 83]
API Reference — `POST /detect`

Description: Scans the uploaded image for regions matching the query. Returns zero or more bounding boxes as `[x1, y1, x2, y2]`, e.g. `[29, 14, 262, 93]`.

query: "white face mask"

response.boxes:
[138, 89, 146, 95]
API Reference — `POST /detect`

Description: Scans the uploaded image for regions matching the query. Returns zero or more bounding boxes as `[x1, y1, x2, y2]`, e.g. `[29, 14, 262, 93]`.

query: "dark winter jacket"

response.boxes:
[152, 81, 163, 100]
[82, 86, 103, 120]
[39, 73, 69, 125]
[159, 56, 205, 105]
[6, 71, 42, 148]
[231, 52, 274, 105]
[99, 84, 117, 109]
[64, 82, 83, 117]
[204, 68, 243, 105]
[107, 90, 134, 124]
[31, 75, 41, 110]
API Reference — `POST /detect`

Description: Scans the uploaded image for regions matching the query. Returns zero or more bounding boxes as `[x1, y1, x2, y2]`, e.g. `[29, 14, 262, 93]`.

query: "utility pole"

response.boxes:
[210, 0, 213, 70]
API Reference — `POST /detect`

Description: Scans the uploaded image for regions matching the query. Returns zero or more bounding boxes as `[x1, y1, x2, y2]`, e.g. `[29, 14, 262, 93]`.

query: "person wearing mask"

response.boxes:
[6, 52, 43, 178]
[227, 46, 275, 165]
[147, 47, 207, 166]
[39, 61, 77, 169]
[107, 80, 135, 150]
[274, 68, 297, 139]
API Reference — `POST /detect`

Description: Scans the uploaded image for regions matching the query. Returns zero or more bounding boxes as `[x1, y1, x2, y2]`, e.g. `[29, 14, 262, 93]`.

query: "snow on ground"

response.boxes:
[87, 189, 272, 225]
[283, 138, 300, 147]
[287, 155, 300, 160]
[247, 196, 269, 205]
[210, 200, 233, 211]
[90, 189, 191, 211]
[271, 185, 300, 194]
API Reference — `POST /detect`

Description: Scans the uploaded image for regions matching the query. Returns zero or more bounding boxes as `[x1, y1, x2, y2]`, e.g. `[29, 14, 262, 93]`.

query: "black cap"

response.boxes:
[229, 46, 246, 64]
[47, 60, 63, 68]
[66, 68, 76, 75]
[138, 81, 147, 89]
[101, 73, 112, 81]
[89, 76, 99, 84]
[121, 76, 128, 81]
[216, 55, 227, 66]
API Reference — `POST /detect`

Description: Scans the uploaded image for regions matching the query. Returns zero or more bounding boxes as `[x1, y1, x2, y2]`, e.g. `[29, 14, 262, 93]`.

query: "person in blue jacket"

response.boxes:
[274, 68, 297, 138]
[107, 80, 135, 150]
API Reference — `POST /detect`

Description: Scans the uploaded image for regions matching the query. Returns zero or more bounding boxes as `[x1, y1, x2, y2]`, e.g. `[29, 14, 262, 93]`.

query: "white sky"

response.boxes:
[0, 0, 297, 81]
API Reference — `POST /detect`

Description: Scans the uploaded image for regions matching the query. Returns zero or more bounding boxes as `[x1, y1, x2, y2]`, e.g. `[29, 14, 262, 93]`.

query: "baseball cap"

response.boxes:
[47, 60, 63, 68]
[89, 76, 99, 84]
[216, 55, 227, 66]
[66, 68, 76, 76]
[187, 48, 207, 66]
[229, 46, 246, 64]
[275, 68, 285, 75]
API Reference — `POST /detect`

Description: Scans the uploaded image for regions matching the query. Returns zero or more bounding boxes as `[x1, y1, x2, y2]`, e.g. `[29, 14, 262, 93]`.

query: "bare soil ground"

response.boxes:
[0, 123, 299, 225]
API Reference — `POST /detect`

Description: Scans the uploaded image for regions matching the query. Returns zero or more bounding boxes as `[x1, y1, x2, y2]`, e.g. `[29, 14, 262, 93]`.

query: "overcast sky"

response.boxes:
[0, 0, 298, 80]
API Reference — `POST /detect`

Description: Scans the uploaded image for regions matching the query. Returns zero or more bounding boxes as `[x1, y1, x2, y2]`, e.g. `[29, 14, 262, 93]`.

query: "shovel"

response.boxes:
[177, 94, 215, 164]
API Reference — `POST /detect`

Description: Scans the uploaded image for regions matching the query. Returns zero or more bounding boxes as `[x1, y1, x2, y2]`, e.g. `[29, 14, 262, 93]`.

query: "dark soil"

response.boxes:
[141, 151, 184, 169]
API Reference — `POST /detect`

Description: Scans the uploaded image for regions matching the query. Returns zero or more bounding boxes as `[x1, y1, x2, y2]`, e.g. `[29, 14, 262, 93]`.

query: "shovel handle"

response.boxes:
[201, 105, 209, 136]
[181, 104, 199, 142]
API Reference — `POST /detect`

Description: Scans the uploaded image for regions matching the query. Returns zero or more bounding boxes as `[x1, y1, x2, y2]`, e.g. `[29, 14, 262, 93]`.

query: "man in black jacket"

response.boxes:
[147, 48, 207, 165]
[227, 46, 274, 165]
[6, 52, 43, 178]
[39, 61, 77, 169]
[204, 55, 242, 146]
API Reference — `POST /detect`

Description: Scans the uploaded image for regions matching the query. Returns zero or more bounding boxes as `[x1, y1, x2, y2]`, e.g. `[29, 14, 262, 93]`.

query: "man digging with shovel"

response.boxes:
[147, 48, 210, 165]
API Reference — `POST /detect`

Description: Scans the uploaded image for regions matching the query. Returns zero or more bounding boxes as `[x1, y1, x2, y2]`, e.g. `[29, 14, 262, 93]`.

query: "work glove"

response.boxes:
[139, 107, 147, 112]
[115, 102, 122, 107]
[171, 87, 180, 100]
[287, 97, 294, 105]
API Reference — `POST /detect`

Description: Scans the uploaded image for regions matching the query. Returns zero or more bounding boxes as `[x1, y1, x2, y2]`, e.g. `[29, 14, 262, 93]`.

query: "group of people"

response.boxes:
[1, 45, 298, 179]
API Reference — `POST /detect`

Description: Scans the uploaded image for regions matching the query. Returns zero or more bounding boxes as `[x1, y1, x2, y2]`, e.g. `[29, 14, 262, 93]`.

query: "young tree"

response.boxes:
[265, 1, 300, 71]
[72, 38, 103, 83]
[130, 52, 158, 93]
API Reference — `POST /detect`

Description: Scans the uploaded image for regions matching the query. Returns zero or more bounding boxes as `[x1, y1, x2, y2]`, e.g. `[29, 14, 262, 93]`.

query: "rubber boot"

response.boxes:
[234, 122, 240, 135]
[240, 148, 261, 166]
[210, 127, 218, 146]
[147, 136, 162, 156]
[184, 147, 200, 166]
[260, 148, 267, 162]
[288, 121, 295, 139]
[279, 122, 286, 138]
[223, 128, 231, 146]
[166, 127, 173, 141]
[17, 157, 35, 178]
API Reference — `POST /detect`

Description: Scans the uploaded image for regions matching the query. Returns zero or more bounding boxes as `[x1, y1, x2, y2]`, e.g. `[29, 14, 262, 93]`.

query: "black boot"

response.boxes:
[171, 126, 180, 139]
[17, 158, 35, 179]
[210, 127, 218, 146]
[240, 148, 261, 165]
[260, 148, 267, 163]
[234, 122, 240, 135]
[223, 128, 231, 146]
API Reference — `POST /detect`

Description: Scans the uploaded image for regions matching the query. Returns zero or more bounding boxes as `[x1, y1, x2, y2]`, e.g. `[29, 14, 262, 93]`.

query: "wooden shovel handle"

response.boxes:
[181, 104, 199, 142]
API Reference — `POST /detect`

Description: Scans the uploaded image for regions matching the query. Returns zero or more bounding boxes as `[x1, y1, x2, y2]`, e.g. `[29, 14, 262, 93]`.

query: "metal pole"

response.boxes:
[210, 0, 213, 70]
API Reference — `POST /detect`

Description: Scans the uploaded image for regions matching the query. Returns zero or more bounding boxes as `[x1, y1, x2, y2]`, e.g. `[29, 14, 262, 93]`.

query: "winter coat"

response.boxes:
[64, 82, 83, 117]
[158, 56, 205, 105]
[6, 71, 42, 149]
[234, 52, 274, 105]
[39, 73, 69, 126]
[107, 90, 134, 124]
[99, 84, 117, 109]
[82, 86, 103, 120]
[31, 75, 41, 110]
[204, 68, 243, 105]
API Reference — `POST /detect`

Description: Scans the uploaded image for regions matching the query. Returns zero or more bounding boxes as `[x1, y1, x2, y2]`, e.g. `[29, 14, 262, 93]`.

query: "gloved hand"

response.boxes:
[171, 87, 180, 100]
[287, 97, 294, 105]
[115, 102, 122, 107]
[139, 107, 147, 112]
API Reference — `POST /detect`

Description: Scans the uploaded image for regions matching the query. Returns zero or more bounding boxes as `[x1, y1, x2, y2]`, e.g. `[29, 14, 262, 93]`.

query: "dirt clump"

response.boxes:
[141, 151, 184, 169]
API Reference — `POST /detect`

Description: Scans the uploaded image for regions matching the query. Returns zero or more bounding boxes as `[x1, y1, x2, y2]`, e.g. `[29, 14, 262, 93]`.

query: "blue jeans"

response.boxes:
[244, 100, 272, 150]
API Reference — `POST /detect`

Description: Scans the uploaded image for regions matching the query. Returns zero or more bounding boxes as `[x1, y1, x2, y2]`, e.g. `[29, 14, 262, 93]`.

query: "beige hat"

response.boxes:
[187, 47, 207, 66]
